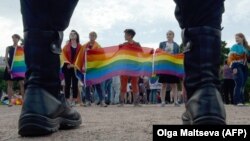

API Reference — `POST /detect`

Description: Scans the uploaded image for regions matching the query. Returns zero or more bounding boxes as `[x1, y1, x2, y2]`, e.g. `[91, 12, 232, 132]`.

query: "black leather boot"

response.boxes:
[182, 26, 226, 125]
[18, 31, 82, 136]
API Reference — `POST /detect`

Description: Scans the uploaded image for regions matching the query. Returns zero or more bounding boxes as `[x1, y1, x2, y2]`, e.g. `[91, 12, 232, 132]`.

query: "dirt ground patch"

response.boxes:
[0, 104, 249, 141]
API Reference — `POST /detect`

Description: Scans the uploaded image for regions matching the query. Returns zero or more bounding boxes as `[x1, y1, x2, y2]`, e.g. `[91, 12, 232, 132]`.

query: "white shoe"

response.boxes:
[174, 102, 181, 107]
[100, 101, 108, 107]
[84, 101, 91, 107]
[237, 103, 244, 106]
[161, 102, 166, 107]
[71, 101, 76, 107]
[117, 102, 124, 107]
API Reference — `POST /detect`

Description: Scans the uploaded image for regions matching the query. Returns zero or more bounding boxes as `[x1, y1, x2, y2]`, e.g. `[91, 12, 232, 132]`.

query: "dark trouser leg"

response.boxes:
[174, 0, 226, 124]
[72, 71, 79, 99]
[229, 80, 235, 104]
[95, 84, 104, 102]
[242, 66, 248, 103]
[19, 0, 81, 136]
[85, 86, 91, 102]
[106, 79, 112, 103]
[223, 79, 230, 104]
[234, 66, 244, 104]
[64, 70, 72, 99]
[95, 83, 107, 107]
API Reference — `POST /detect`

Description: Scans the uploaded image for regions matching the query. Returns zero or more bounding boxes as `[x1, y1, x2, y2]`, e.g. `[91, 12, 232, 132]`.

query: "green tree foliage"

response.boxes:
[221, 41, 230, 65]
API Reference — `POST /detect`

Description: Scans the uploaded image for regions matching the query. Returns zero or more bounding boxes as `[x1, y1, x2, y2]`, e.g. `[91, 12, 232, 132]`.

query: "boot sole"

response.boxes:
[18, 114, 82, 136]
[183, 114, 226, 125]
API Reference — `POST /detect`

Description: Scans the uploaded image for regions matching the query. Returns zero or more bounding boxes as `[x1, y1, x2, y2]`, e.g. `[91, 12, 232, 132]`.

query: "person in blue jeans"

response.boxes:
[110, 76, 120, 104]
[148, 76, 159, 104]
[84, 83, 107, 107]
[228, 33, 250, 106]
[104, 79, 112, 105]
[150, 89, 157, 104]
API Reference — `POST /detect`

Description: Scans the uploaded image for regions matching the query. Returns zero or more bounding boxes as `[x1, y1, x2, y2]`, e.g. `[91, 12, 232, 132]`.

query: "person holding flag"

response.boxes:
[118, 29, 142, 107]
[79, 32, 107, 107]
[62, 30, 82, 106]
[4, 34, 25, 107]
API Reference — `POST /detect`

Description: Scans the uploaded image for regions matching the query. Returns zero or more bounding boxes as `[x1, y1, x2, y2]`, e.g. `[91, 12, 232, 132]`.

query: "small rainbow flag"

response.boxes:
[83, 44, 154, 86]
[11, 46, 26, 79]
[154, 49, 184, 78]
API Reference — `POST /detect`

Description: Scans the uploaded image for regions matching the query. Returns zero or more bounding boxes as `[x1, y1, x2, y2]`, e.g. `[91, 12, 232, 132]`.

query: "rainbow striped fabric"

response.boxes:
[85, 45, 153, 85]
[11, 46, 26, 79]
[154, 49, 184, 78]
[74, 44, 184, 86]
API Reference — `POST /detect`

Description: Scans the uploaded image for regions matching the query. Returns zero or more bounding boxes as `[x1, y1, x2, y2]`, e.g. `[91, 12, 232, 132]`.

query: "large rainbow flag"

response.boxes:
[11, 46, 26, 79]
[154, 49, 184, 78]
[76, 44, 154, 86]
[74, 45, 184, 86]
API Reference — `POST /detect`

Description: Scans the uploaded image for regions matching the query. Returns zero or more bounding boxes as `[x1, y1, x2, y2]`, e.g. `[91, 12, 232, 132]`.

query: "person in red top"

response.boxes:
[118, 29, 141, 107]
[62, 30, 82, 106]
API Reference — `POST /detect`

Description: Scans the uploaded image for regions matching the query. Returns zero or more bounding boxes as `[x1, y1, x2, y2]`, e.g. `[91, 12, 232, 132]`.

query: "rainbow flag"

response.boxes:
[84, 45, 154, 86]
[74, 45, 184, 86]
[11, 46, 26, 79]
[154, 49, 184, 78]
[59, 54, 65, 80]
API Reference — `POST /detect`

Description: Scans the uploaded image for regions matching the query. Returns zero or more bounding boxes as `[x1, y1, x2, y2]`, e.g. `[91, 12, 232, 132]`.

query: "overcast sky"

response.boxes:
[0, 0, 250, 56]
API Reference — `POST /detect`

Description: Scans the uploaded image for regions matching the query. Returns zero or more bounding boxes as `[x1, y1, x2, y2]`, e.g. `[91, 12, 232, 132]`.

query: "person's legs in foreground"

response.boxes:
[19, 0, 81, 136]
[229, 79, 235, 104]
[95, 83, 107, 107]
[118, 75, 128, 107]
[71, 72, 79, 106]
[111, 82, 120, 104]
[64, 70, 72, 101]
[18, 80, 25, 100]
[160, 83, 167, 107]
[114, 83, 121, 104]
[223, 79, 229, 104]
[170, 83, 179, 106]
[77, 85, 83, 106]
[149, 89, 153, 104]
[150, 89, 157, 104]
[84, 86, 92, 106]
[131, 76, 141, 107]
[241, 65, 248, 104]
[174, 0, 226, 124]
[233, 67, 244, 105]
[7, 81, 14, 106]
[105, 79, 112, 104]
[153, 90, 158, 104]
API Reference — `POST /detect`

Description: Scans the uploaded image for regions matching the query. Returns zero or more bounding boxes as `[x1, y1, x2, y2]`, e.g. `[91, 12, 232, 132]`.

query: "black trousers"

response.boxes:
[174, 0, 225, 29]
[223, 79, 235, 104]
[21, 0, 78, 31]
[64, 68, 78, 99]
[21, 0, 78, 96]
[174, 0, 225, 98]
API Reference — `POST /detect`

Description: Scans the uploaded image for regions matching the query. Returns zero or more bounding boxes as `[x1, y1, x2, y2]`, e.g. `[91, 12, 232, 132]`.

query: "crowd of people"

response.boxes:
[12, 0, 228, 136]
[1, 31, 250, 107]
[60, 29, 186, 107]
